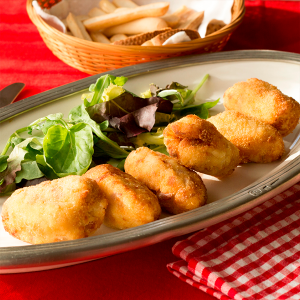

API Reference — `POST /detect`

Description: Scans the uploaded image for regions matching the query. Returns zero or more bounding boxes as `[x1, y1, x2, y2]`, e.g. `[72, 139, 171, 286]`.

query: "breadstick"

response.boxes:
[99, 0, 117, 14]
[88, 7, 106, 18]
[61, 18, 68, 28]
[172, 6, 200, 27]
[112, 0, 138, 8]
[150, 28, 200, 46]
[172, 5, 192, 20]
[66, 13, 92, 41]
[77, 15, 89, 22]
[206, 20, 226, 36]
[114, 7, 129, 13]
[141, 40, 154, 46]
[90, 32, 111, 43]
[176, 11, 204, 30]
[83, 2, 170, 31]
[161, 14, 179, 28]
[112, 27, 170, 45]
[110, 33, 128, 43]
[104, 17, 168, 37]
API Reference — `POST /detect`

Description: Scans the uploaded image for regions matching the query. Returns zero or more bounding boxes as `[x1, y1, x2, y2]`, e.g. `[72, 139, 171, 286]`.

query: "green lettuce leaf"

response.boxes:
[69, 104, 129, 158]
[43, 122, 94, 177]
[85, 75, 128, 107]
[113, 76, 128, 86]
[180, 99, 219, 119]
[15, 161, 44, 183]
[0, 155, 9, 173]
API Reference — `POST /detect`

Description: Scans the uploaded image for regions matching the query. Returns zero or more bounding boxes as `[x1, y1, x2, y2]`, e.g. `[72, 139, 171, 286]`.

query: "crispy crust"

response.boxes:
[83, 164, 161, 229]
[208, 111, 285, 163]
[150, 28, 200, 45]
[113, 28, 200, 46]
[2, 176, 107, 244]
[163, 115, 240, 178]
[223, 78, 300, 137]
[124, 147, 207, 215]
[112, 27, 171, 45]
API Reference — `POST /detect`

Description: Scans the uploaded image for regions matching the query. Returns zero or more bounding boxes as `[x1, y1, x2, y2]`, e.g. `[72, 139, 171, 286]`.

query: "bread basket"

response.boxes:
[27, 0, 245, 75]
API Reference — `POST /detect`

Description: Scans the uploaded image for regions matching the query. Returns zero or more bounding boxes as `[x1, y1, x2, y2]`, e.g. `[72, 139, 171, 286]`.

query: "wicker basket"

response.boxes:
[27, 0, 245, 75]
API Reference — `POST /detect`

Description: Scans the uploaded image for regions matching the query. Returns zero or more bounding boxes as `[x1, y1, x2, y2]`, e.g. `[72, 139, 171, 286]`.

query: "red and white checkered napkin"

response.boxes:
[167, 183, 300, 300]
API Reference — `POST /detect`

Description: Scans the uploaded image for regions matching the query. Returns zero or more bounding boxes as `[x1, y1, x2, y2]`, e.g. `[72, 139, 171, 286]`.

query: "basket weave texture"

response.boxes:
[27, 0, 245, 75]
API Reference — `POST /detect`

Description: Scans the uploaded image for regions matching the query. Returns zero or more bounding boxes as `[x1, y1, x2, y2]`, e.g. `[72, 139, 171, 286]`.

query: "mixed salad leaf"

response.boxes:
[0, 74, 218, 195]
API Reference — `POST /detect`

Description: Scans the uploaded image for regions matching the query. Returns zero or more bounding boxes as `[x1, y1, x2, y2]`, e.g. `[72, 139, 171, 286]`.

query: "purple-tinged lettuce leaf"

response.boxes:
[132, 104, 158, 131]
[110, 114, 147, 138]
[86, 92, 145, 122]
[86, 92, 173, 138]
[146, 97, 173, 113]
[0, 137, 44, 194]
[108, 99, 173, 138]
[106, 132, 135, 147]
[87, 93, 173, 124]
[0, 147, 26, 193]
[149, 84, 163, 97]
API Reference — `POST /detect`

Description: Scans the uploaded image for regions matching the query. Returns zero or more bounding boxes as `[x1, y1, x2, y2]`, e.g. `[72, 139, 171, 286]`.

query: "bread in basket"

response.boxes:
[27, 0, 245, 75]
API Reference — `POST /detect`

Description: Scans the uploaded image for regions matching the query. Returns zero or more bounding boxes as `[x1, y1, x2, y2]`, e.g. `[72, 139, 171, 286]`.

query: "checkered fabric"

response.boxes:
[167, 183, 300, 300]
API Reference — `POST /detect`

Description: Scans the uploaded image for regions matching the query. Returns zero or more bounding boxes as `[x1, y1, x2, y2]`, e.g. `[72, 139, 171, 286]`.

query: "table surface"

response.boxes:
[1, 1, 300, 299]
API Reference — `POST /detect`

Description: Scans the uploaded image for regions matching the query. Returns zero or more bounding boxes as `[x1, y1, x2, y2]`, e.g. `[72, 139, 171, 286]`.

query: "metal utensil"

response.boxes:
[0, 82, 25, 108]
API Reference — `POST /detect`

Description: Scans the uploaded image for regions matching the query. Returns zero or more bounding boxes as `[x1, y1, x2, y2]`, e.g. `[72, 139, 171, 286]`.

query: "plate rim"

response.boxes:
[1, 49, 300, 273]
[1, 49, 300, 123]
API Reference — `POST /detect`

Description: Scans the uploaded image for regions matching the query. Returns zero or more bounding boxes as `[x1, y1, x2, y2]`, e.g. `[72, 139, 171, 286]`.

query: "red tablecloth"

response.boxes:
[0, 1, 299, 299]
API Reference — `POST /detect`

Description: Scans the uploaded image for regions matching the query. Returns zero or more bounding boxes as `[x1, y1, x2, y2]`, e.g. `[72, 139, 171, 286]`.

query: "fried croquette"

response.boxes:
[83, 164, 161, 230]
[223, 78, 300, 137]
[208, 111, 285, 163]
[1, 176, 107, 244]
[163, 115, 240, 178]
[124, 147, 207, 215]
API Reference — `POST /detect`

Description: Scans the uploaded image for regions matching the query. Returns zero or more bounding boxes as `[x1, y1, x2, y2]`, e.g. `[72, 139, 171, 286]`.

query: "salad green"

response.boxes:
[0, 73, 218, 195]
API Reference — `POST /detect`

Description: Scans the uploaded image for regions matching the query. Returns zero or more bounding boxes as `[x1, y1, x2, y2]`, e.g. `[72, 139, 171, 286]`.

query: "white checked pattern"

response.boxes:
[167, 183, 300, 300]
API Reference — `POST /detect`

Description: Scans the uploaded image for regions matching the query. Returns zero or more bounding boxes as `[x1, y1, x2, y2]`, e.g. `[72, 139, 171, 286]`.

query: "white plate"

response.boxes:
[1, 50, 300, 273]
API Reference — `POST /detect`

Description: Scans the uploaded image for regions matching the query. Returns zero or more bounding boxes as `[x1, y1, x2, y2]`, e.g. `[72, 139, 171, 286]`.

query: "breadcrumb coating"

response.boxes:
[83, 164, 161, 229]
[2, 175, 107, 244]
[208, 111, 285, 163]
[223, 78, 300, 137]
[124, 147, 207, 215]
[163, 115, 240, 178]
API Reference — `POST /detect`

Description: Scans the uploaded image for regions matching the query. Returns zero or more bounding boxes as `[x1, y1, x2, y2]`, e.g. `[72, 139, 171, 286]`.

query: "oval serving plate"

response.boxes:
[1, 50, 300, 274]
